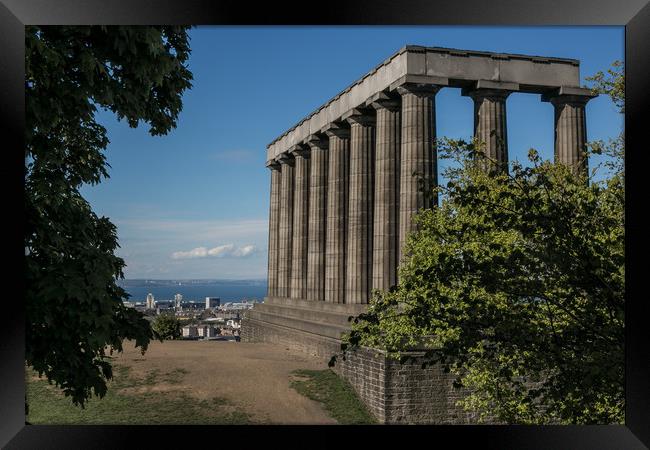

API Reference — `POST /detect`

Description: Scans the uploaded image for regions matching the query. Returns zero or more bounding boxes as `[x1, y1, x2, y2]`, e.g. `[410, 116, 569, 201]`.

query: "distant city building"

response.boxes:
[226, 319, 241, 329]
[204, 317, 225, 323]
[205, 297, 220, 309]
[145, 293, 156, 310]
[197, 325, 219, 338]
[182, 325, 198, 338]
[156, 301, 174, 312]
[223, 302, 253, 311]
[174, 293, 183, 311]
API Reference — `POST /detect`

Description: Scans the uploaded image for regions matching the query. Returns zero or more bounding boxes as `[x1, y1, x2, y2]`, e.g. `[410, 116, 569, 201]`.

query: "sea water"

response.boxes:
[118, 279, 267, 302]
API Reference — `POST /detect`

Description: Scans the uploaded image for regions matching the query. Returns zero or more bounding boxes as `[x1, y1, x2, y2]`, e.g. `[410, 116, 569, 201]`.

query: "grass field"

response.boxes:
[26, 341, 374, 425]
[26, 362, 252, 425]
[289, 369, 377, 425]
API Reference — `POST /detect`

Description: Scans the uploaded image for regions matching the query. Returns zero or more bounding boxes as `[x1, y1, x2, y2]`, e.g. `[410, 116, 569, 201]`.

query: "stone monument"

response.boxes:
[241, 45, 596, 423]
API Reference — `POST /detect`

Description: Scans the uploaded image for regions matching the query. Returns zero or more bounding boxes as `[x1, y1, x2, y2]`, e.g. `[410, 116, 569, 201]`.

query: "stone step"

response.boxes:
[265, 296, 368, 316]
[245, 308, 349, 340]
[251, 302, 357, 328]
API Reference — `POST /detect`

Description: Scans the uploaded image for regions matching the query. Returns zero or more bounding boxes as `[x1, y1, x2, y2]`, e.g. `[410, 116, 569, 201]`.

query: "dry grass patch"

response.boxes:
[26, 363, 252, 425]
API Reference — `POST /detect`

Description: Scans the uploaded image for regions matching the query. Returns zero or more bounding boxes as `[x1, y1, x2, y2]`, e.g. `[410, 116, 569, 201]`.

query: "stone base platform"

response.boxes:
[241, 297, 481, 424]
[241, 296, 366, 359]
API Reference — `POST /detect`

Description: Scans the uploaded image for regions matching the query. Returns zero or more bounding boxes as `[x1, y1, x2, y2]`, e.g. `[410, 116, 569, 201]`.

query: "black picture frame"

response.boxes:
[3, 1, 648, 448]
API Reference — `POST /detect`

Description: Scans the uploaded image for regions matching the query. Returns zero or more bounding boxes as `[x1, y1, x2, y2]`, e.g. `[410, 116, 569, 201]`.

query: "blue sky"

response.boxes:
[81, 26, 624, 280]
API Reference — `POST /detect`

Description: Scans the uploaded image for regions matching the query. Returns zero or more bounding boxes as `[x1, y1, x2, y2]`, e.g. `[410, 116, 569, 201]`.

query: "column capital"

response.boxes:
[396, 83, 443, 97]
[322, 122, 351, 139]
[541, 86, 597, 105]
[289, 144, 310, 159]
[306, 134, 328, 151]
[462, 80, 519, 100]
[343, 108, 376, 127]
[365, 91, 401, 112]
[266, 159, 281, 171]
[389, 74, 448, 96]
[276, 152, 295, 166]
[370, 99, 400, 111]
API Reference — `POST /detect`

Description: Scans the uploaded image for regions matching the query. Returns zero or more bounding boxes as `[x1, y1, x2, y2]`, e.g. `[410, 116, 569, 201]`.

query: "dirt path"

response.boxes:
[113, 340, 336, 424]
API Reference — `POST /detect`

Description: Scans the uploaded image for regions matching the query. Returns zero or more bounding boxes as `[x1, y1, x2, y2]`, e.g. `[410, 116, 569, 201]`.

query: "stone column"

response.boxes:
[290, 145, 310, 299]
[325, 126, 350, 304]
[370, 97, 401, 292]
[266, 160, 281, 298]
[465, 88, 512, 173]
[547, 92, 594, 174]
[344, 110, 376, 304]
[396, 84, 441, 263]
[306, 135, 328, 301]
[541, 87, 596, 175]
[276, 153, 294, 298]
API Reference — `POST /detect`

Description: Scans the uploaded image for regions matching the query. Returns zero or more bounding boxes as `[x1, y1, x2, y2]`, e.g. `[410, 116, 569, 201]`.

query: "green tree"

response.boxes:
[343, 62, 624, 424]
[152, 314, 182, 340]
[25, 26, 193, 407]
[585, 60, 624, 113]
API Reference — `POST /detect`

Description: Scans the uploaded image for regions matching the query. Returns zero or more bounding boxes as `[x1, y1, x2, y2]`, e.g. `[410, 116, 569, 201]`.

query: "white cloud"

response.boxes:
[207, 244, 235, 257]
[110, 218, 268, 278]
[172, 243, 257, 260]
[232, 244, 257, 257]
[172, 247, 208, 259]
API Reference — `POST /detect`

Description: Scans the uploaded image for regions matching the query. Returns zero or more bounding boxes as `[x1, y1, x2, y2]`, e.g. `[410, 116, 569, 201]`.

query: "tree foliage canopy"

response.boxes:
[344, 62, 624, 424]
[151, 314, 182, 340]
[25, 26, 193, 406]
[585, 60, 624, 113]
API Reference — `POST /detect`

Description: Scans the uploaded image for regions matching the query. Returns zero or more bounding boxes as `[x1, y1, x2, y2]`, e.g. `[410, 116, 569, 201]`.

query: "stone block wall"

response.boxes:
[331, 347, 388, 422]
[242, 310, 489, 424]
[332, 346, 481, 424]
